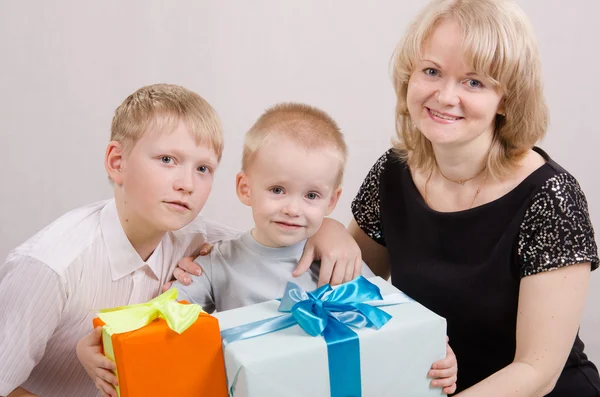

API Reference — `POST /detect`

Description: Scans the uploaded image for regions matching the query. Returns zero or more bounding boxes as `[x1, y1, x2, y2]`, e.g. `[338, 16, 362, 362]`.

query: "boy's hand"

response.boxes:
[161, 243, 213, 292]
[295, 218, 362, 286]
[76, 327, 118, 397]
[428, 337, 458, 395]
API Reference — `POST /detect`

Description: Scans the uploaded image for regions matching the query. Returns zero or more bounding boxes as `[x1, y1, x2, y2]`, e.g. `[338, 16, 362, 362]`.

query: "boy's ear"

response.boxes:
[236, 172, 252, 206]
[105, 141, 125, 185]
[326, 187, 343, 216]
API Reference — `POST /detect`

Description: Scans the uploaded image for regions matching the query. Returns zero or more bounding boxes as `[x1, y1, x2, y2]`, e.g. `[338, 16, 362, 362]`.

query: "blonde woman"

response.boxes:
[304, 0, 599, 395]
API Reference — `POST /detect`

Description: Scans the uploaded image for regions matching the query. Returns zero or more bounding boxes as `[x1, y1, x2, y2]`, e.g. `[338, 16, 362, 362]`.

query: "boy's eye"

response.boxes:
[161, 156, 173, 164]
[270, 187, 284, 195]
[197, 165, 209, 173]
[306, 192, 319, 200]
[423, 68, 439, 77]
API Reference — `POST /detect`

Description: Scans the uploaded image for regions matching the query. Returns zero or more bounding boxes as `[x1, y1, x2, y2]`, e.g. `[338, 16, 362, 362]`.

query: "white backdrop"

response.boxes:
[1, 1, 599, 361]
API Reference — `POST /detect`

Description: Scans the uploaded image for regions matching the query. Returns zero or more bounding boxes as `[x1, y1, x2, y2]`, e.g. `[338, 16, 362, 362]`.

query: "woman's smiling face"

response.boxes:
[407, 18, 504, 149]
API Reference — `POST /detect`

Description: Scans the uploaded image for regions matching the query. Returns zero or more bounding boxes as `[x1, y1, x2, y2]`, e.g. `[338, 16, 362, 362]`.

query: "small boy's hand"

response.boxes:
[76, 327, 118, 397]
[161, 243, 213, 291]
[428, 337, 458, 395]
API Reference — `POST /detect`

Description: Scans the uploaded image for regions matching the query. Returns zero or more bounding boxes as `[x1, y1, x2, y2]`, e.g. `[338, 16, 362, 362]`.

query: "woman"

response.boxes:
[307, 0, 599, 395]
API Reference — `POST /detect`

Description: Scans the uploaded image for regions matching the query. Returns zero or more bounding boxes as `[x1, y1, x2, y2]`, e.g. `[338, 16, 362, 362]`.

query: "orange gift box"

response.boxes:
[92, 290, 228, 397]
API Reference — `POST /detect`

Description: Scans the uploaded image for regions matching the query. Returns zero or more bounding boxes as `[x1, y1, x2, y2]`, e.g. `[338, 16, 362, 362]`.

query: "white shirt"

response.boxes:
[0, 199, 239, 397]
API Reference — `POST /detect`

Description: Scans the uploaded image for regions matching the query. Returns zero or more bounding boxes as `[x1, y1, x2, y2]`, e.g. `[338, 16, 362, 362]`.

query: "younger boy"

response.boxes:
[174, 102, 371, 311]
[0, 84, 237, 397]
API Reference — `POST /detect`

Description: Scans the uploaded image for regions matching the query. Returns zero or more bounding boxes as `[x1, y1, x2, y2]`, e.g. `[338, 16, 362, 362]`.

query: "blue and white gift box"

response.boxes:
[214, 276, 447, 397]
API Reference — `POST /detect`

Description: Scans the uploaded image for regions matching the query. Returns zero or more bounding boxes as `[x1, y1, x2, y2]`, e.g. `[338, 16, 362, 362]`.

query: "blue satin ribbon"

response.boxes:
[221, 276, 411, 397]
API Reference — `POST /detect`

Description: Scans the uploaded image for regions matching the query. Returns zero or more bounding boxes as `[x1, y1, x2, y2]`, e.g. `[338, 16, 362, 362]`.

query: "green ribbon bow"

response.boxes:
[98, 288, 203, 334]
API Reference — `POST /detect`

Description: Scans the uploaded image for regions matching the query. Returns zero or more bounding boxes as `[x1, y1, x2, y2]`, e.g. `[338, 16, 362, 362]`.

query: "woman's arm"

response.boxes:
[347, 218, 390, 279]
[456, 262, 592, 397]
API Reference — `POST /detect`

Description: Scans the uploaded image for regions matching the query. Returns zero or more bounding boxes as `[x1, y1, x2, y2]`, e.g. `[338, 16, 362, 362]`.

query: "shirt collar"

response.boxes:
[240, 230, 307, 259]
[100, 199, 162, 281]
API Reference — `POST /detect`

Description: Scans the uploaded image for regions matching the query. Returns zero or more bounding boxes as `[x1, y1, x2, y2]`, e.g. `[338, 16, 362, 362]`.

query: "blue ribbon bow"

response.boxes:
[221, 276, 411, 397]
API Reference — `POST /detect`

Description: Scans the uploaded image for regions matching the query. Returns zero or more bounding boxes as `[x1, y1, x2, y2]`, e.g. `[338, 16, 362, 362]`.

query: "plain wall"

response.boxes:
[1, 1, 598, 361]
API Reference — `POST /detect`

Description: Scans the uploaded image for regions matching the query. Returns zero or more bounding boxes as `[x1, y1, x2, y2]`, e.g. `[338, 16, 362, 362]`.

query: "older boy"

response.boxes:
[0, 84, 237, 397]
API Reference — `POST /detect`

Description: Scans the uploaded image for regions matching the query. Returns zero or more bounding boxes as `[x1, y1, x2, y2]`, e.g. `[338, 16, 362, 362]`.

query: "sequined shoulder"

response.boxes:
[518, 173, 599, 277]
[351, 149, 394, 246]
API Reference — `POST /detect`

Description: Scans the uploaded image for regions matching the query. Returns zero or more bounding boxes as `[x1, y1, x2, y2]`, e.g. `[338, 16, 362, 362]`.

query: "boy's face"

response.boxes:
[237, 136, 342, 248]
[110, 120, 218, 235]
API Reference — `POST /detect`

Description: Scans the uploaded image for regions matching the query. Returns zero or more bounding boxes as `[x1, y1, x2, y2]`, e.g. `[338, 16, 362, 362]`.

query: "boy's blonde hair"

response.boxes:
[392, 0, 548, 179]
[243, 103, 348, 186]
[111, 84, 223, 161]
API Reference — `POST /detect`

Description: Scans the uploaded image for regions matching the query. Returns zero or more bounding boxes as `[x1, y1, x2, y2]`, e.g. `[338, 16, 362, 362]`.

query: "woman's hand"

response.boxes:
[294, 218, 363, 286]
[429, 337, 458, 395]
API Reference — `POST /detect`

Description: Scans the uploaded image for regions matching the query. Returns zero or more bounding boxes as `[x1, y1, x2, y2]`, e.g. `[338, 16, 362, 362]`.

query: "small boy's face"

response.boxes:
[108, 120, 218, 234]
[237, 136, 342, 248]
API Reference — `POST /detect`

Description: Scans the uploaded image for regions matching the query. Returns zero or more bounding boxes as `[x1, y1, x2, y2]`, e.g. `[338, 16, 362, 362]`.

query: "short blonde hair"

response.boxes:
[111, 84, 223, 161]
[392, 0, 548, 178]
[243, 103, 348, 186]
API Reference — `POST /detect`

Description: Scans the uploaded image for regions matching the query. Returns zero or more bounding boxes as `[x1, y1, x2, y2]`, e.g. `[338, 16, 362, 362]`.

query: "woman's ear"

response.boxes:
[497, 97, 506, 117]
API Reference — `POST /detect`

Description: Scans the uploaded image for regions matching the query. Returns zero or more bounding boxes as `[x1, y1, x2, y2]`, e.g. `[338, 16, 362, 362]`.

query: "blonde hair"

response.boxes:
[392, 0, 548, 179]
[243, 102, 348, 186]
[111, 84, 223, 161]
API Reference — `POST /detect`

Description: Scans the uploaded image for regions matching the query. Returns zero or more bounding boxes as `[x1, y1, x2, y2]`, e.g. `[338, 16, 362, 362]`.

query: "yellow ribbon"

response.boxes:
[98, 288, 204, 335]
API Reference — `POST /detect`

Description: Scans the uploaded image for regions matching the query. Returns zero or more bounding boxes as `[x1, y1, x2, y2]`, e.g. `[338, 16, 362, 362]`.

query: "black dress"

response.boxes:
[351, 147, 600, 396]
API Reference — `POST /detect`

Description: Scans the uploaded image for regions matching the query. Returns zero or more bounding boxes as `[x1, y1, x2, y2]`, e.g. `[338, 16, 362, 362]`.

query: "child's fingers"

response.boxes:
[94, 353, 116, 371]
[95, 367, 118, 386]
[78, 327, 102, 349]
[92, 326, 103, 339]
[179, 257, 202, 276]
[95, 378, 117, 397]
[198, 244, 213, 255]
[173, 267, 192, 285]
[161, 280, 173, 292]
